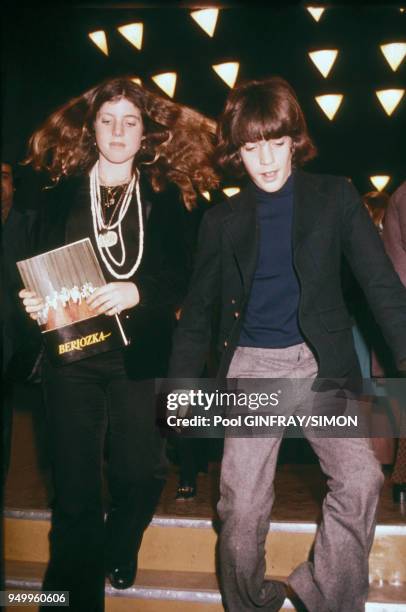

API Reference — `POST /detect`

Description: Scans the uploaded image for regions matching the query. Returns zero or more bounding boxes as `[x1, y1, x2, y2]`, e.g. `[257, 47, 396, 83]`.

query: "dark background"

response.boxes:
[2, 2, 405, 194]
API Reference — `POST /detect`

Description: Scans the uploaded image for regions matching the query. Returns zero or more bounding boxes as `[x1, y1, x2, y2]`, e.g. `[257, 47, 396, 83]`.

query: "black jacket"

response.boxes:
[168, 170, 406, 380]
[4, 172, 192, 380]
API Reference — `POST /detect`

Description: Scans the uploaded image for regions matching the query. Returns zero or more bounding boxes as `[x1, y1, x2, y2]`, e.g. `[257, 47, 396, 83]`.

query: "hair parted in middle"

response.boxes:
[216, 76, 317, 179]
[26, 76, 219, 209]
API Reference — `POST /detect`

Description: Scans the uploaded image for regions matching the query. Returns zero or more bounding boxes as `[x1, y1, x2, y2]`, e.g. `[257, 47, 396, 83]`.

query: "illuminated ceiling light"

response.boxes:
[308, 49, 338, 78]
[202, 191, 211, 201]
[212, 62, 240, 88]
[131, 77, 142, 86]
[190, 8, 219, 37]
[380, 43, 406, 72]
[376, 88, 405, 116]
[306, 7, 325, 22]
[223, 187, 240, 197]
[88, 31, 108, 56]
[400, 8, 405, 12]
[370, 175, 390, 191]
[315, 94, 343, 120]
[117, 23, 143, 50]
[151, 72, 177, 98]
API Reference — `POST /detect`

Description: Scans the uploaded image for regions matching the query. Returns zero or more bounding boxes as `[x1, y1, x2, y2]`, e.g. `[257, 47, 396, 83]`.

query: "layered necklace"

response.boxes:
[90, 161, 144, 279]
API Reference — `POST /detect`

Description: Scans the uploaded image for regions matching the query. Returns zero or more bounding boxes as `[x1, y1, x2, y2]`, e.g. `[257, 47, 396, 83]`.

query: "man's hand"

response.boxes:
[87, 282, 140, 316]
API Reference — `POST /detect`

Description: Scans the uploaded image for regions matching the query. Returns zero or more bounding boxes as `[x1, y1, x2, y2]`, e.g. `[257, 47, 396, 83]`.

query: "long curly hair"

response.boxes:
[26, 77, 219, 209]
[216, 77, 317, 179]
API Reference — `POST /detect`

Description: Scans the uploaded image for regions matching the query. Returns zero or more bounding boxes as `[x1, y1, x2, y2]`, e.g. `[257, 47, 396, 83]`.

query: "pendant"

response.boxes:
[98, 230, 118, 248]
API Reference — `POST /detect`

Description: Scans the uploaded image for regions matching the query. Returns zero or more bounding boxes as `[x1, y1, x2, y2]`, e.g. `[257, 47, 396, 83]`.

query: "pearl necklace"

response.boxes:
[90, 161, 144, 280]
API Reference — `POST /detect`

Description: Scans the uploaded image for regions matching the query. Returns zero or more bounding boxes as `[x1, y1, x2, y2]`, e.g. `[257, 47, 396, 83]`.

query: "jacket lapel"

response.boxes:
[292, 169, 326, 252]
[223, 184, 259, 290]
[223, 170, 325, 290]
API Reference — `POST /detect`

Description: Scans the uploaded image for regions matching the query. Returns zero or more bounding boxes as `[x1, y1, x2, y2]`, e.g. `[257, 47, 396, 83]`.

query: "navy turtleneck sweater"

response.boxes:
[238, 172, 304, 348]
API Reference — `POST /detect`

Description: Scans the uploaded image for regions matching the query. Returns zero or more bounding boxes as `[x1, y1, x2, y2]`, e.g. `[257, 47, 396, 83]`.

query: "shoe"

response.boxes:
[108, 560, 137, 589]
[175, 483, 196, 501]
[393, 483, 406, 504]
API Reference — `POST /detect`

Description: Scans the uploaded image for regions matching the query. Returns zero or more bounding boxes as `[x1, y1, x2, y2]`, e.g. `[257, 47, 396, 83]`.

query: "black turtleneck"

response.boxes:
[239, 172, 304, 348]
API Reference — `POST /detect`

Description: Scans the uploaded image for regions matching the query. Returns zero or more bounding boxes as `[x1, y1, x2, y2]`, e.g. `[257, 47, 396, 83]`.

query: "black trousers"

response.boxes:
[40, 350, 167, 612]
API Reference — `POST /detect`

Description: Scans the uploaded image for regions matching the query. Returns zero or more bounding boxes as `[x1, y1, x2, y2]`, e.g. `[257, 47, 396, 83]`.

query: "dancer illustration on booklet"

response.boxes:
[9, 77, 218, 611]
[168, 77, 406, 611]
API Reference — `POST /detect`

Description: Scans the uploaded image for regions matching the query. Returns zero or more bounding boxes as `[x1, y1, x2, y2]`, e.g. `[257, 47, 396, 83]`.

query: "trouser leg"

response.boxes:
[217, 435, 284, 612]
[217, 343, 321, 611]
[105, 378, 167, 567]
[41, 362, 107, 612]
[288, 435, 384, 612]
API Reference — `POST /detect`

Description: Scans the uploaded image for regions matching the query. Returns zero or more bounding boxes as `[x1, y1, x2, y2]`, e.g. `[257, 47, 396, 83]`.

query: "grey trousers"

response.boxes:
[218, 343, 384, 612]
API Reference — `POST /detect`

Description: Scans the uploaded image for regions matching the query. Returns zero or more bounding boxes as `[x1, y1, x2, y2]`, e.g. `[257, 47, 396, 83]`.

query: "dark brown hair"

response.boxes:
[216, 76, 317, 178]
[26, 77, 219, 209]
[362, 190, 390, 229]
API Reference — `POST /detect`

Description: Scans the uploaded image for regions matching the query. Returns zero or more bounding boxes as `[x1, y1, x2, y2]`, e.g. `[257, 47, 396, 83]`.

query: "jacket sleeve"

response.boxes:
[340, 178, 406, 368]
[167, 210, 222, 378]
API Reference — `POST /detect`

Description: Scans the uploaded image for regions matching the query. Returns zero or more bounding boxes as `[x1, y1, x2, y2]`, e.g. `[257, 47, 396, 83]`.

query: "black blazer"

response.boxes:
[4, 171, 192, 380]
[168, 170, 406, 380]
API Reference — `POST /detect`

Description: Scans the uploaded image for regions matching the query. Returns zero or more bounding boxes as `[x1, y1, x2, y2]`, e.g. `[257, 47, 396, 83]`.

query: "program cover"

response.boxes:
[17, 238, 129, 364]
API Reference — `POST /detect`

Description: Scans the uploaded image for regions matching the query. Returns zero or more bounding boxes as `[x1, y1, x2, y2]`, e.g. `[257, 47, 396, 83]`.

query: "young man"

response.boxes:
[168, 77, 406, 612]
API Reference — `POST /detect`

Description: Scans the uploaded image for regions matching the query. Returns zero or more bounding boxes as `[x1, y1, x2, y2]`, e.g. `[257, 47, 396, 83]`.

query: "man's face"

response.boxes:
[2, 162, 14, 222]
[239, 136, 293, 193]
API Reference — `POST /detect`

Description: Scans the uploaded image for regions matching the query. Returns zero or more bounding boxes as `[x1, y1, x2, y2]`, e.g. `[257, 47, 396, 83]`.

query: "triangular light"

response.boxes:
[202, 191, 211, 201]
[370, 176, 390, 191]
[308, 49, 338, 78]
[212, 62, 239, 88]
[190, 9, 219, 38]
[306, 7, 325, 22]
[315, 94, 343, 120]
[131, 77, 142, 86]
[88, 31, 108, 56]
[376, 89, 405, 116]
[223, 187, 240, 198]
[151, 72, 177, 98]
[118, 23, 143, 50]
[380, 43, 406, 72]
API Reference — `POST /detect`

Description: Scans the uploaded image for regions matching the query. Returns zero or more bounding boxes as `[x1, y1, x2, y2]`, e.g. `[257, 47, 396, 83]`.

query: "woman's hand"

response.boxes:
[87, 282, 140, 316]
[18, 289, 45, 320]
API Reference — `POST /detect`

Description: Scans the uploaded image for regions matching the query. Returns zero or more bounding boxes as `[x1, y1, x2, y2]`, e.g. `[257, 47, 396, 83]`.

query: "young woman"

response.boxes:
[12, 76, 218, 611]
[168, 77, 406, 612]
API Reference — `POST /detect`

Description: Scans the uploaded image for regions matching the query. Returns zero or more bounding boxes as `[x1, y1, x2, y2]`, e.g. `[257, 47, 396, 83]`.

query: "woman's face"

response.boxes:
[94, 97, 143, 166]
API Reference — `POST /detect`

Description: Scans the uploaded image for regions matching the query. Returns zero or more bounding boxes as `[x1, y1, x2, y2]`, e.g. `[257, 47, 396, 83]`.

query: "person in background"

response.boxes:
[2, 160, 16, 485]
[1, 161, 15, 223]
[382, 181, 406, 503]
[9, 76, 218, 612]
[349, 190, 396, 465]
